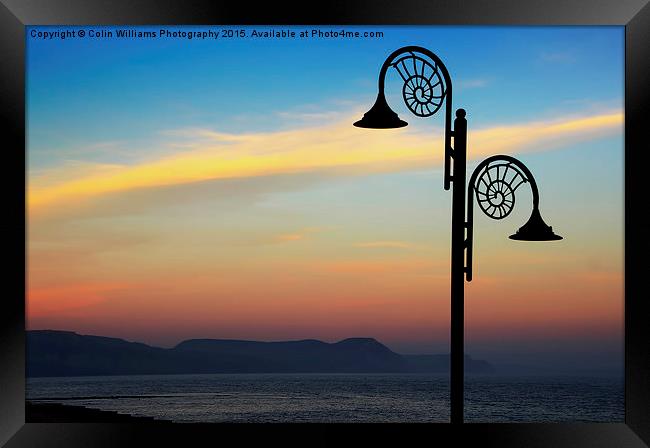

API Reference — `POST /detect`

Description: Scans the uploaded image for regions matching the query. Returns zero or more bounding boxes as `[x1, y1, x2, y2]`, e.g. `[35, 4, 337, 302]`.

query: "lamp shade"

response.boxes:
[353, 93, 408, 129]
[509, 208, 563, 241]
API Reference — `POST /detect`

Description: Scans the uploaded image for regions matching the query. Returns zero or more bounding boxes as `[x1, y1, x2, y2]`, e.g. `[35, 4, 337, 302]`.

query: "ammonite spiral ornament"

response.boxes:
[474, 161, 528, 219]
[390, 51, 446, 117]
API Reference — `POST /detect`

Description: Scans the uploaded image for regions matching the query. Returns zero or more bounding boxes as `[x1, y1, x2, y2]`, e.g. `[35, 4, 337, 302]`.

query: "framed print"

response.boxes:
[1, 0, 649, 446]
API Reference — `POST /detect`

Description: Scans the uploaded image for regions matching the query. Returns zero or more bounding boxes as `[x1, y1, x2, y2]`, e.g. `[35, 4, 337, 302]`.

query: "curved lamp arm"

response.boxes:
[465, 155, 560, 281]
[371, 46, 455, 190]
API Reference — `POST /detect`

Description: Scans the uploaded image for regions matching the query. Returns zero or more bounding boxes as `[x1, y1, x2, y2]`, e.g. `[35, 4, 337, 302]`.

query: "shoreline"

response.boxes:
[26, 401, 172, 423]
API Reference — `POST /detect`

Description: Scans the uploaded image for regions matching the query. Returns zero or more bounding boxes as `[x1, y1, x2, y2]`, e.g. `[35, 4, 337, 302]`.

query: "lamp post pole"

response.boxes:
[449, 109, 467, 424]
[353, 46, 562, 424]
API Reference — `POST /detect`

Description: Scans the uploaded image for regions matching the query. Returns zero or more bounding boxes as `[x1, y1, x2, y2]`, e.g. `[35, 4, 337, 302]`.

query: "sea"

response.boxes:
[26, 373, 624, 423]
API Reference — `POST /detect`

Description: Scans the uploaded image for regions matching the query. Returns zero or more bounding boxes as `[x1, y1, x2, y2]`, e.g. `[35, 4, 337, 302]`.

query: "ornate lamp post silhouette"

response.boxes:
[353, 46, 562, 424]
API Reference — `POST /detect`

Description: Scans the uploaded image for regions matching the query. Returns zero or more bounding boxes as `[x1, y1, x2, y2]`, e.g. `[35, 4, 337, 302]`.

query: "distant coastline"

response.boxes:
[26, 329, 494, 377]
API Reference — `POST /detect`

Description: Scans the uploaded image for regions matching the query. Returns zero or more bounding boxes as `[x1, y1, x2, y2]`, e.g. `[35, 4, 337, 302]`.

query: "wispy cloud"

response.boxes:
[539, 51, 576, 63]
[354, 241, 415, 249]
[457, 78, 490, 89]
[276, 233, 304, 242]
[275, 227, 325, 243]
[28, 282, 132, 316]
[29, 108, 622, 212]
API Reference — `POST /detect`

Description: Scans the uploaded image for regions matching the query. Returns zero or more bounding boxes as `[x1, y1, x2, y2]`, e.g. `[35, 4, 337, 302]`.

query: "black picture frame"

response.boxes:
[1, 0, 648, 446]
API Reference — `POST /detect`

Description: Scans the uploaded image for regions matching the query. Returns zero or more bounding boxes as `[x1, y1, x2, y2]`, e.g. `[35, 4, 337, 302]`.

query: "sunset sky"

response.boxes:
[27, 26, 624, 373]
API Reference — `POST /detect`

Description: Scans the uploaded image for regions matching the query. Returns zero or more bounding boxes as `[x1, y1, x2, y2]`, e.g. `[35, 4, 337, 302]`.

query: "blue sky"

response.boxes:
[28, 26, 623, 167]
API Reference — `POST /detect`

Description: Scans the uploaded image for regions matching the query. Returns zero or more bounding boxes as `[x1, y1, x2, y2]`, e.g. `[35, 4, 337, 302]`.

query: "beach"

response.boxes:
[26, 401, 171, 423]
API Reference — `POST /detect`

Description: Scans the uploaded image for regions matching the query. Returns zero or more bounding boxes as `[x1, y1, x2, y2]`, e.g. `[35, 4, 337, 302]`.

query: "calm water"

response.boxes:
[26, 373, 623, 423]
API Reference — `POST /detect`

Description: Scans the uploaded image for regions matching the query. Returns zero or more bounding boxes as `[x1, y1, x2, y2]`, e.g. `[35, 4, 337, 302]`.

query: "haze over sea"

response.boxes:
[27, 373, 623, 423]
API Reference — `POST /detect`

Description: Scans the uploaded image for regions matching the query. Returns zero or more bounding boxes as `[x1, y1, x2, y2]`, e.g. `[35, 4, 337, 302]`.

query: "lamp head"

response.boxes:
[509, 208, 563, 241]
[353, 93, 408, 129]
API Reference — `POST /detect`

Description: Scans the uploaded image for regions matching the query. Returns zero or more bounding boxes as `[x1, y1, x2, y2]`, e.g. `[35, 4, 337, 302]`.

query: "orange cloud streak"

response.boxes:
[29, 110, 622, 213]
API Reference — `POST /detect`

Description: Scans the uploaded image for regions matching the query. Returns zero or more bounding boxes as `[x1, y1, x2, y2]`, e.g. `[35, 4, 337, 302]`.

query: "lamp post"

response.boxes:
[354, 46, 562, 424]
